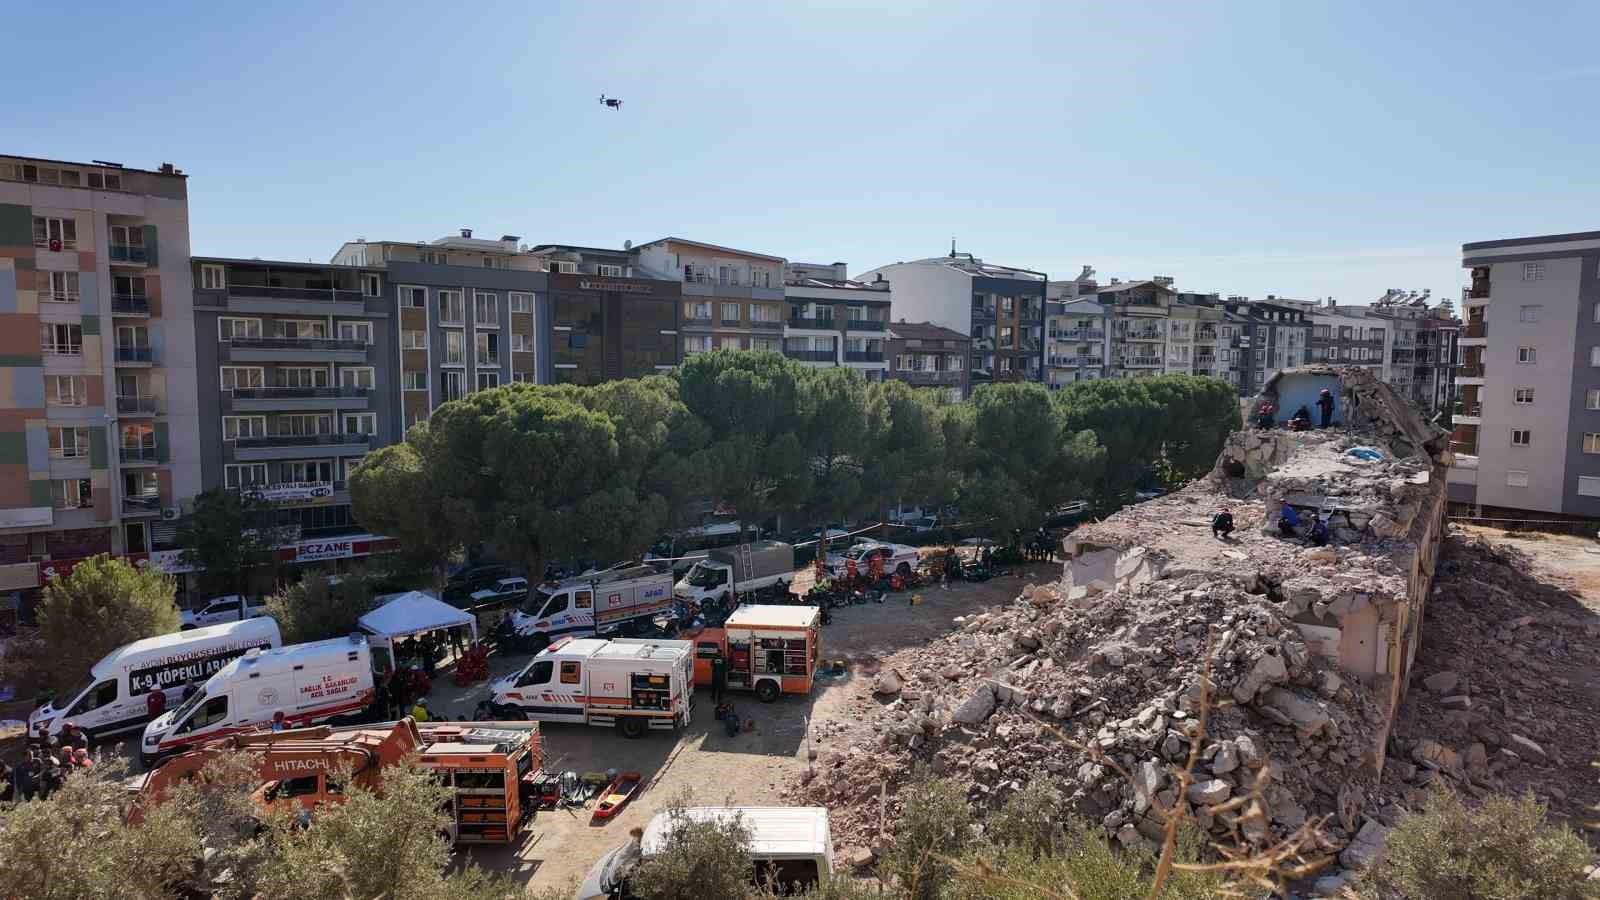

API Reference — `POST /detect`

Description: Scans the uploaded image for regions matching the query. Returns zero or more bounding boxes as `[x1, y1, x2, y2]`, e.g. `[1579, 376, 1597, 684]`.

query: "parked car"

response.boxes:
[825, 541, 920, 579]
[178, 595, 269, 630]
[1043, 500, 1091, 528]
[466, 576, 530, 609]
[447, 564, 517, 591]
[1134, 488, 1166, 503]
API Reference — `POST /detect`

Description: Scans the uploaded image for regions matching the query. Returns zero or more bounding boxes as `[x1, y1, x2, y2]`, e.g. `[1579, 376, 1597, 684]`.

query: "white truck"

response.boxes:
[29, 617, 282, 741]
[673, 541, 795, 606]
[140, 633, 375, 766]
[507, 565, 673, 652]
[489, 637, 694, 739]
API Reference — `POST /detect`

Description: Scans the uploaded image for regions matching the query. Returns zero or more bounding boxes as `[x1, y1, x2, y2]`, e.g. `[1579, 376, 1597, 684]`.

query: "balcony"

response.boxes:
[109, 244, 148, 265]
[1454, 401, 1482, 425]
[122, 494, 162, 516]
[477, 355, 502, 368]
[226, 336, 370, 363]
[230, 386, 370, 412]
[220, 283, 368, 317]
[115, 345, 155, 365]
[844, 351, 885, 363]
[116, 395, 160, 415]
[846, 319, 887, 332]
[111, 294, 150, 316]
[896, 370, 963, 385]
[119, 445, 159, 465]
[681, 315, 713, 330]
[788, 316, 837, 331]
[970, 305, 996, 320]
[719, 318, 741, 327]
[783, 349, 836, 363]
[749, 319, 783, 331]
[1196, 328, 1218, 341]
[1123, 331, 1164, 342]
[1457, 362, 1485, 380]
[231, 432, 371, 462]
[1121, 356, 1164, 368]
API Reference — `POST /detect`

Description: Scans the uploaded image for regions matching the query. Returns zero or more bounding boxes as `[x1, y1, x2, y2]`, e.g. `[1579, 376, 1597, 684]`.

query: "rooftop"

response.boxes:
[0, 153, 186, 178]
[887, 321, 970, 342]
[634, 236, 785, 263]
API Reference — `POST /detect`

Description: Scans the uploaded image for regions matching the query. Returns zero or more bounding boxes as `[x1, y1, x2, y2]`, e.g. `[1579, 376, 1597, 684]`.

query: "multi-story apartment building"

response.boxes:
[191, 257, 398, 541]
[859, 251, 1047, 388]
[632, 238, 786, 358]
[1167, 301, 1224, 378]
[0, 155, 200, 595]
[525, 244, 681, 385]
[331, 231, 546, 427]
[1220, 299, 1312, 395]
[781, 262, 890, 377]
[1370, 290, 1459, 415]
[1449, 230, 1600, 518]
[1044, 298, 1111, 385]
[1096, 280, 1174, 378]
[885, 321, 969, 400]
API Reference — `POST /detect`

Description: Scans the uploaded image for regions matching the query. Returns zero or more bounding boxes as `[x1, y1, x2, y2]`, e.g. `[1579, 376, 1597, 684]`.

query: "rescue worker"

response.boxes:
[411, 698, 431, 722]
[1277, 502, 1300, 538]
[14, 753, 38, 802]
[1316, 388, 1336, 428]
[1255, 401, 1276, 429]
[1309, 516, 1330, 547]
[271, 711, 287, 732]
[710, 654, 728, 703]
[146, 685, 167, 720]
[1289, 405, 1313, 431]
[181, 679, 200, 704]
[1211, 509, 1235, 540]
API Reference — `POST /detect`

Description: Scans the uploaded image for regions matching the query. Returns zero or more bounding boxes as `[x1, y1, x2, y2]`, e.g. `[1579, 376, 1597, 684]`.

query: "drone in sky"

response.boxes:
[598, 94, 622, 110]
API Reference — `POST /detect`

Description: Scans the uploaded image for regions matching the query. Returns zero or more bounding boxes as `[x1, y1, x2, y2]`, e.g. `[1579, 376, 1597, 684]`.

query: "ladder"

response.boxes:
[738, 542, 753, 583]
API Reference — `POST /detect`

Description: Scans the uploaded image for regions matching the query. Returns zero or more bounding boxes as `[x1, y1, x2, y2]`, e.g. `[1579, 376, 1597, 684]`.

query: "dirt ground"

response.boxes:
[447, 561, 1061, 895]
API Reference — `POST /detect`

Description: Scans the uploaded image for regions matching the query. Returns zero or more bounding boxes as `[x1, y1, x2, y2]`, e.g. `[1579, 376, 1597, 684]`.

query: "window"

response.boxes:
[335, 320, 372, 343]
[1514, 388, 1535, 405]
[476, 332, 501, 365]
[512, 371, 534, 383]
[718, 265, 732, 285]
[403, 371, 428, 391]
[46, 375, 85, 406]
[87, 171, 121, 190]
[510, 332, 532, 352]
[338, 367, 374, 390]
[560, 661, 581, 684]
[1519, 305, 1541, 322]
[1586, 434, 1600, 454]
[400, 286, 426, 309]
[51, 478, 91, 509]
[720, 302, 741, 324]
[752, 336, 780, 352]
[750, 304, 779, 323]
[200, 264, 225, 290]
[48, 427, 89, 459]
[476, 371, 499, 391]
[282, 460, 334, 483]
[1518, 347, 1537, 364]
[719, 336, 742, 350]
[218, 317, 262, 341]
[279, 414, 335, 436]
[218, 366, 263, 391]
[1522, 262, 1544, 281]
[361, 273, 381, 297]
[443, 331, 465, 365]
[342, 413, 377, 435]
[597, 264, 623, 277]
[42, 271, 80, 302]
[41, 323, 82, 355]
[684, 301, 711, 321]
[509, 292, 532, 313]
[437, 290, 464, 324]
[31, 216, 77, 249]
[273, 319, 327, 340]
[440, 370, 465, 402]
[474, 292, 499, 326]
[1580, 476, 1600, 497]
[109, 224, 144, 250]
[684, 335, 712, 353]
[225, 463, 268, 489]
[1588, 389, 1600, 411]
[1511, 429, 1531, 447]
[179, 695, 230, 733]
[549, 260, 577, 274]
[223, 416, 267, 440]
[402, 330, 426, 349]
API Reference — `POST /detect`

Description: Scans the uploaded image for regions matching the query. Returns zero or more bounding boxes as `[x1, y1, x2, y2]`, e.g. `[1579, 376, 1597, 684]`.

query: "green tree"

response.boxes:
[630, 802, 755, 900]
[800, 366, 868, 528]
[882, 778, 974, 900]
[959, 383, 1104, 537]
[861, 380, 952, 526]
[676, 350, 810, 540]
[175, 488, 294, 596]
[23, 554, 179, 696]
[349, 440, 458, 592]
[263, 573, 376, 645]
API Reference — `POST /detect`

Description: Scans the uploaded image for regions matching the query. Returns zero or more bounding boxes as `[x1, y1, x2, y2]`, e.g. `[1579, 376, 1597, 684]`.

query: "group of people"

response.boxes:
[1210, 502, 1329, 547]
[373, 665, 434, 722]
[1256, 388, 1337, 431]
[4, 723, 94, 803]
[393, 628, 466, 680]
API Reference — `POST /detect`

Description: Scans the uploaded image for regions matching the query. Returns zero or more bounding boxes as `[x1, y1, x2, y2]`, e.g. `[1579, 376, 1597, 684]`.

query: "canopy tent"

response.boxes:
[358, 591, 478, 646]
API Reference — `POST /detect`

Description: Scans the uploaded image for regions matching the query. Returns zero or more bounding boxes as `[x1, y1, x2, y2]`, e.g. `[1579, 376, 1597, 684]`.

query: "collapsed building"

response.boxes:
[790, 366, 1452, 882]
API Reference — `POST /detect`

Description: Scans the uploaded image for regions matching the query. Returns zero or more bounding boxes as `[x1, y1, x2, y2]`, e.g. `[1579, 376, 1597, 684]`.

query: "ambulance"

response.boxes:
[507, 565, 674, 651]
[140, 633, 375, 766]
[488, 637, 694, 738]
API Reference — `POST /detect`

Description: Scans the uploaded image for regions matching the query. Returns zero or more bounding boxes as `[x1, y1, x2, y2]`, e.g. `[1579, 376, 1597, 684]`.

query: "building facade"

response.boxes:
[1449, 230, 1600, 518]
[857, 251, 1046, 389]
[526, 245, 681, 385]
[1222, 299, 1311, 395]
[0, 155, 200, 592]
[782, 262, 890, 377]
[1044, 298, 1111, 385]
[632, 237, 786, 358]
[885, 321, 969, 400]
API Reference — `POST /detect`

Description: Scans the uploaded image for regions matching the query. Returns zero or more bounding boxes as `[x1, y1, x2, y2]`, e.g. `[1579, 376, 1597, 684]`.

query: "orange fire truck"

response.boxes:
[687, 604, 821, 702]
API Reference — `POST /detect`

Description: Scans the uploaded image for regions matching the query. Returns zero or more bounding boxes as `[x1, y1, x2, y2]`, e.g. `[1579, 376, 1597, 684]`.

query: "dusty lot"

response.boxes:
[446, 562, 1060, 894]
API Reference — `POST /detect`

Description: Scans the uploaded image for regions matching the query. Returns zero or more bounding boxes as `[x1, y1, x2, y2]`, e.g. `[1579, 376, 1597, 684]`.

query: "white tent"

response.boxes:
[358, 591, 477, 647]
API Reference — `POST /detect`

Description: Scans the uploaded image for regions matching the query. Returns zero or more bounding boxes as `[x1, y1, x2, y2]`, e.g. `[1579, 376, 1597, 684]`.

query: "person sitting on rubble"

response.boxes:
[1308, 516, 1330, 547]
[1277, 502, 1300, 538]
[1255, 401, 1276, 429]
[1211, 509, 1235, 540]
[1289, 405, 1313, 431]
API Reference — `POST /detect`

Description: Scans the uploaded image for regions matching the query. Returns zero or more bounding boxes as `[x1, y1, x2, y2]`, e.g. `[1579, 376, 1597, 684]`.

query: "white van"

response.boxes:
[576, 806, 833, 899]
[140, 633, 374, 766]
[178, 594, 270, 630]
[28, 617, 282, 741]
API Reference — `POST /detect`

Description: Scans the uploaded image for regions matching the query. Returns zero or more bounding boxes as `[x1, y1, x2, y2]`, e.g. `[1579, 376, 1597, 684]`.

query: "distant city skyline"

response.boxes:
[9, 1, 1597, 305]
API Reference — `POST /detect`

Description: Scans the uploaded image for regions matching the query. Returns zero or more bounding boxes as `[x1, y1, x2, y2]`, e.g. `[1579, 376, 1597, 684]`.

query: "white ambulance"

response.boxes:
[140, 633, 374, 766]
[29, 617, 282, 741]
[508, 565, 673, 651]
[488, 637, 693, 739]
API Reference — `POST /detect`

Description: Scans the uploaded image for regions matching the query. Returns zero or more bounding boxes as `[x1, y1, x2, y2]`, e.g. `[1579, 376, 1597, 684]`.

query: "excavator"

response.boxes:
[129, 717, 542, 844]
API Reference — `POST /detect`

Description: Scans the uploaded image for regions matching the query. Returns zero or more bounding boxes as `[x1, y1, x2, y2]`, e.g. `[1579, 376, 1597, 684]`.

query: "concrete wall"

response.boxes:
[1268, 372, 1343, 426]
[1562, 250, 1600, 515]
[858, 262, 970, 336]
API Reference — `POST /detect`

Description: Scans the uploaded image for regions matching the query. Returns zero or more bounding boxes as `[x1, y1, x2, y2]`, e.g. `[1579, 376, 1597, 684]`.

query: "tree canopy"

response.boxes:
[27, 555, 179, 696]
[175, 488, 294, 596]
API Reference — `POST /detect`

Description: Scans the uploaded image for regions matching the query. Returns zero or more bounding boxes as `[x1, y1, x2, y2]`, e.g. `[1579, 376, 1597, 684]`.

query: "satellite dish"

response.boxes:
[623, 240, 633, 250]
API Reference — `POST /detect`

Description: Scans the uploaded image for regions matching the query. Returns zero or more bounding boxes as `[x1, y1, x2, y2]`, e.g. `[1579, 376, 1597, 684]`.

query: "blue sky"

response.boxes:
[10, 1, 1599, 304]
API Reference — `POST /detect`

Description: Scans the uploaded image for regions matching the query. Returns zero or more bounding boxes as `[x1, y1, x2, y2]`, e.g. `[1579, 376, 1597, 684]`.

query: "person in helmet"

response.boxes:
[1316, 388, 1336, 428]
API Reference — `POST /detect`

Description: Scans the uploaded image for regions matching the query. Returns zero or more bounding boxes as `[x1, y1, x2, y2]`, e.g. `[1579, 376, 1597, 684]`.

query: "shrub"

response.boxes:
[948, 817, 1224, 900]
[882, 778, 973, 900]
[263, 574, 375, 645]
[629, 803, 754, 900]
[1361, 787, 1598, 900]
[25, 554, 178, 696]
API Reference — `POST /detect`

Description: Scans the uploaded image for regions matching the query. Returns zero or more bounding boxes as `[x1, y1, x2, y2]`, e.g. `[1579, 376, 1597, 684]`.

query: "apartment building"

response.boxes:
[1449, 230, 1600, 518]
[1369, 291, 1459, 415]
[781, 262, 890, 376]
[330, 231, 546, 426]
[1096, 280, 1174, 378]
[632, 237, 786, 358]
[192, 257, 398, 540]
[0, 155, 200, 596]
[1216, 299, 1312, 395]
[525, 244, 681, 385]
[1167, 301, 1224, 378]
[1044, 298, 1111, 385]
[885, 321, 969, 400]
[858, 250, 1047, 388]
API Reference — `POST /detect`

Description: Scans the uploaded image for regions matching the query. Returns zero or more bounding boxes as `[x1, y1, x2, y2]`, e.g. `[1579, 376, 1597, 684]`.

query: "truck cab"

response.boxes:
[673, 559, 734, 604]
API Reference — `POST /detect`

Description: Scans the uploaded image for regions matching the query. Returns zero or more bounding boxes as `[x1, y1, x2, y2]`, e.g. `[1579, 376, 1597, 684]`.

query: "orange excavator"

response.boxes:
[129, 717, 542, 844]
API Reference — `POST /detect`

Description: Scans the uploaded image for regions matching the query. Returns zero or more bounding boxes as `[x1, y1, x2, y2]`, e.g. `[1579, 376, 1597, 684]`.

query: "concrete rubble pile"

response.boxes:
[787, 368, 1455, 890]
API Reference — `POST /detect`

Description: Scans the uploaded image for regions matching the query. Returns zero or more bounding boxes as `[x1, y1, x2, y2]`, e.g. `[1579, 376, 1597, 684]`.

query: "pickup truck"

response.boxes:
[825, 541, 920, 580]
[178, 595, 269, 630]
